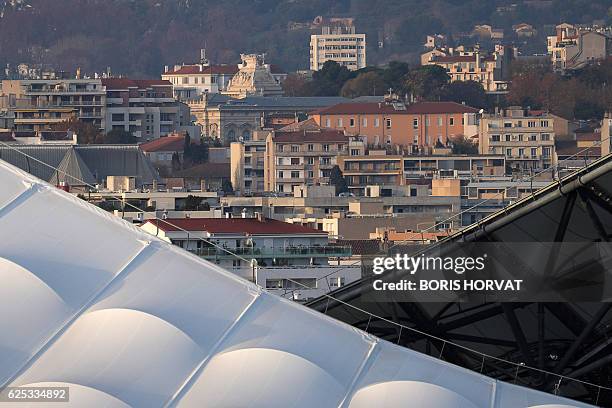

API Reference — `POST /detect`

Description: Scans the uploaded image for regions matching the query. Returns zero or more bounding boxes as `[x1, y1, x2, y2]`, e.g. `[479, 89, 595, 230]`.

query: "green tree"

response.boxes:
[382, 61, 410, 94]
[184, 194, 209, 210]
[329, 165, 349, 195]
[404, 65, 450, 101]
[221, 179, 234, 194]
[441, 80, 489, 109]
[303, 61, 357, 96]
[102, 128, 137, 144]
[50, 117, 101, 144]
[340, 71, 387, 98]
[451, 135, 478, 154]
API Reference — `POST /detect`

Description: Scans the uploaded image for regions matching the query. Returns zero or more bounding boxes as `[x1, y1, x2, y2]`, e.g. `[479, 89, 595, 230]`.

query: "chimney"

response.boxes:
[164, 65, 169, 73]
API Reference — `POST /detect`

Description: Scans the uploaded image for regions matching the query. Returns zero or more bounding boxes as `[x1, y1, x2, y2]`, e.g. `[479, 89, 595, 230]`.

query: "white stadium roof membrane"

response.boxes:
[0, 159, 595, 407]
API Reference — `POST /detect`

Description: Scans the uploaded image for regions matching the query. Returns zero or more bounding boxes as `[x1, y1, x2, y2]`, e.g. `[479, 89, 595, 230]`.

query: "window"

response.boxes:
[505, 134, 511, 142]
[277, 144, 284, 152]
[531, 147, 537, 157]
[112, 113, 125, 122]
[350, 148, 360, 156]
[413, 118, 419, 129]
[528, 121, 536, 128]
[325, 118, 331, 127]
[449, 117, 454, 126]
[349, 118, 355, 127]
[307, 144, 314, 151]
[506, 148, 512, 156]
[329, 277, 345, 288]
[386, 118, 391, 129]
[542, 147, 551, 157]
[491, 134, 500, 142]
[291, 145, 300, 152]
[291, 171, 300, 179]
[307, 157, 315, 165]
[504, 122, 512, 128]
[437, 117, 443, 126]
[541, 133, 550, 141]
[278, 171, 284, 178]
[266, 279, 283, 289]
[291, 158, 300, 165]
[323, 144, 330, 152]
[529, 134, 537, 141]
[374, 118, 380, 127]
[337, 118, 343, 127]
[517, 134, 523, 141]
[321, 157, 331, 165]
[362, 117, 368, 127]
[284, 278, 317, 289]
[518, 148, 524, 157]
[541, 120, 549, 127]
[307, 170, 314, 178]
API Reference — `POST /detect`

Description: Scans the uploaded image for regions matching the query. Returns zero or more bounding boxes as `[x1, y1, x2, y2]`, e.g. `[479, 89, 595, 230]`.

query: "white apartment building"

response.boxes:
[479, 107, 557, 174]
[310, 24, 366, 71]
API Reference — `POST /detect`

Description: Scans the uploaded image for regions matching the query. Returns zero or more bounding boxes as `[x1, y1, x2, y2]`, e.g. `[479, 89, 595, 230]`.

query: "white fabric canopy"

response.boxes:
[0, 160, 595, 407]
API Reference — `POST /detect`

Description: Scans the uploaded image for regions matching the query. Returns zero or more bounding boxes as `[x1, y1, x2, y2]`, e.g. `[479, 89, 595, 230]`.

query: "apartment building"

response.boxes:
[337, 152, 404, 195]
[479, 107, 557, 173]
[423, 48, 512, 93]
[403, 154, 506, 179]
[547, 23, 612, 72]
[309, 100, 479, 149]
[0, 78, 106, 130]
[230, 130, 268, 195]
[264, 128, 360, 193]
[102, 78, 188, 141]
[162, 51, 286, 100]
[602, 112, 611, 157]
[309, 21, 366, 71]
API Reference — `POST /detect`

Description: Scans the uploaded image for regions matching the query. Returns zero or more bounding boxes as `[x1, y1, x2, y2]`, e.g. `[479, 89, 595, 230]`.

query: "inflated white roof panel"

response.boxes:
[0, 159, 594, 407]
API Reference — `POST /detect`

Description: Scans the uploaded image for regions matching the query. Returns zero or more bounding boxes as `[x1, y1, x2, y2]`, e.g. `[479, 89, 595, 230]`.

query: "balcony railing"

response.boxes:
[188, 245, 352, 259]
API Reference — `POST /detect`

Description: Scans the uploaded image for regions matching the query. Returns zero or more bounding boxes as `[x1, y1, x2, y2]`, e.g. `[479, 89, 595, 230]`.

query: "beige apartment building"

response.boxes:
[479, 107, 558, 173]
[423, 49, 511, 93]
[547, 23, 612, 72]
[231, 130, 268, 195]
[0, 78, 106, 131]
[264, 128, 360, 193]
[310, 21, 366, 71]
[337, 152, 404, 196]
[602, 112, 612, 157]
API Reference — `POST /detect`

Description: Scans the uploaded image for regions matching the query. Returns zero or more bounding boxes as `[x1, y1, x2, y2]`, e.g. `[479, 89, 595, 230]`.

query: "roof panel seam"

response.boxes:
[4, 241, 154, 389]
[0, 182, 42, 221]
[166, 292, 264, 408]
[338, 339, 380, 408]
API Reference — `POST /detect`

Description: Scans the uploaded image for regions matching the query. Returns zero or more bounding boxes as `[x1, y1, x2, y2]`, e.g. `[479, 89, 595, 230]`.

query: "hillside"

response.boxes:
[1, 0, 611, 77]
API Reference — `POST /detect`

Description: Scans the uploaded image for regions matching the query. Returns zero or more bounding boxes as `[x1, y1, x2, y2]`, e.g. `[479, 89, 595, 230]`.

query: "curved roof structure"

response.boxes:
[308, 155, 612, 405]
[0, 158, 593, 407]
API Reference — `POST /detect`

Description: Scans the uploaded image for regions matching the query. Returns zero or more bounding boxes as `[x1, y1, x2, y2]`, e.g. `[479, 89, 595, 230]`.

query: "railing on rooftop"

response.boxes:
[188, 245, 352, 259]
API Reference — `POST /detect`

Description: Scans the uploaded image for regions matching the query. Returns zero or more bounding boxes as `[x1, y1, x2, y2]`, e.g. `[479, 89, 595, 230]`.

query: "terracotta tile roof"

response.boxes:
[101, 78, 172, 89]
[405, 101, 479, 114]
[274, 129, 348, 143]
[576, 131, 601, 142]
[140, 136, 185, 152]
[145, 217, 325, 235]
[556, 141, 601, 157]
[312, 101, 478, 115]
[336, 239, 384, 255]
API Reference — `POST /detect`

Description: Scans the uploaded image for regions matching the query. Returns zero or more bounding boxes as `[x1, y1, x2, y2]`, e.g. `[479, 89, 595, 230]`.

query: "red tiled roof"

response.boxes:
[312, 101, 478, 115]
[145, 217, 325, 235]
[140, 135, 185, 152]
[405, 101, 479, 114]
[274, 129, 348, 143]
[102, 78, 172, 89]
[576, 132, 601, 142]
[173, 162, 230, 179]
[311, 102, 407, 115]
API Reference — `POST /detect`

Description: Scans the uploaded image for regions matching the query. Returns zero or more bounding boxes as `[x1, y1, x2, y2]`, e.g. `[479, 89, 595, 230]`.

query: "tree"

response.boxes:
[451, 135, 478, 154]
[302, 61, 357, 96]
[281, 73, 308, 96]
[440, 80, 489, 109]
[404, 65, 450, 101]
[221, 179, 234, 194]
[102, 128, 137, 144]
[184, 194, 209, 210]
[340, 71, 387, 98]
[329, 165, 348, 195]
[381, 61, 410, 94]
[50, 117, 101, 144]
[171, 152, 181, 172]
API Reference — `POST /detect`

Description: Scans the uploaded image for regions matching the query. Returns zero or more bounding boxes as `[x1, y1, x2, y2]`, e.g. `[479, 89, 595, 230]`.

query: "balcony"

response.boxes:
[189, 245, 352, 259]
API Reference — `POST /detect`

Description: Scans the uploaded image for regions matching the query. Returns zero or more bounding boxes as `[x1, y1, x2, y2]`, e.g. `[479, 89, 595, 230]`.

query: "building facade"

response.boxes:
[310, 22, 366, 71]
[0, 78, 106, 131]
[548, 23, 612, 72]
[102, 78, 188, 141]
[230, 130, 268, 195]
[310, 100, 479, 149]
[264, 128, 363, 193]
[479, 107, 557, 173]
